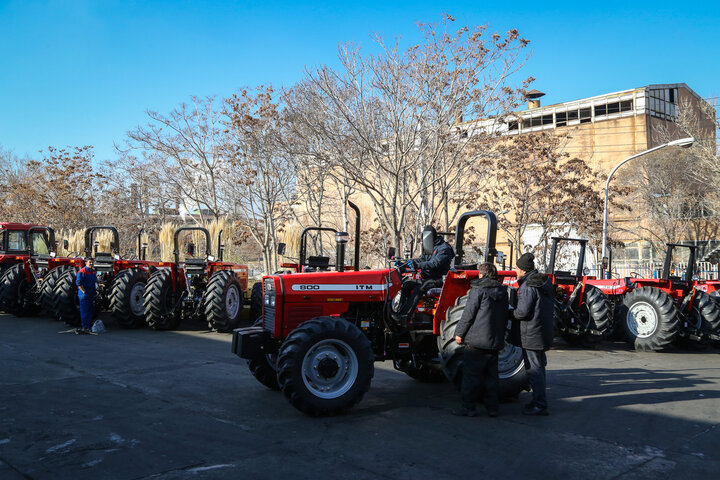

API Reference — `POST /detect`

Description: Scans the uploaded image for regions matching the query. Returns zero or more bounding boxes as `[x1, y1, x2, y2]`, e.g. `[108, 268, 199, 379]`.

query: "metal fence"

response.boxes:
[587, 262, 720, 280]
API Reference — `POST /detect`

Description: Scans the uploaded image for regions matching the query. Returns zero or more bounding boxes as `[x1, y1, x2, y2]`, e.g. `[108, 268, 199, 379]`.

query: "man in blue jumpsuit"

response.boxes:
[76, 258, 97, 334]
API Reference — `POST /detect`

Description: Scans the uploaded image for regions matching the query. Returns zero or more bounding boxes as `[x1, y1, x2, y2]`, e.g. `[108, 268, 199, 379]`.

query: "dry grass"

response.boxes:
[159, 223, 177, 261]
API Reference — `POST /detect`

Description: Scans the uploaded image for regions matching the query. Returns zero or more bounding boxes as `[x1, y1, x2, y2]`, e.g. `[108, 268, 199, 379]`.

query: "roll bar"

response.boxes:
[662, 244, 697, 281]
[84, 226, 120, 257]
[299, 227, 338, 268]
[548, 237, 588, 276]
[453, 210, 498, 266]
[173, 227, 211, 264]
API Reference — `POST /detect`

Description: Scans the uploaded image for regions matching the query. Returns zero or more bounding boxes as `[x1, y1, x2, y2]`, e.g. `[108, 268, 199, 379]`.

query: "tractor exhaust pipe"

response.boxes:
[335, 232, 349, 272]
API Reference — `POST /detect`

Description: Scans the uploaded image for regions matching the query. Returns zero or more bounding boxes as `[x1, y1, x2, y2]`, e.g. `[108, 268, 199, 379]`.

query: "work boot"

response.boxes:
[451, 407, 478, 417]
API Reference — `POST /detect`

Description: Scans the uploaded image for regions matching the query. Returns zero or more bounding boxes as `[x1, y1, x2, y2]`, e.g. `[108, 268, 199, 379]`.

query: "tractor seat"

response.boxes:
[307, 256, 330, 269]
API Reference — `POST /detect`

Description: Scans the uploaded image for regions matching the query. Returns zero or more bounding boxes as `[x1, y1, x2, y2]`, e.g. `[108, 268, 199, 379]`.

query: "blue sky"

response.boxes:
[1, 0, 718, 162]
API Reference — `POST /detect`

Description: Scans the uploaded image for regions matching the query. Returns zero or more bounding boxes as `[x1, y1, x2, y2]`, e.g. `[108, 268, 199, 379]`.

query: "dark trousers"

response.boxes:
[460, 347, 499, 412]
[523, 349, 548, 409]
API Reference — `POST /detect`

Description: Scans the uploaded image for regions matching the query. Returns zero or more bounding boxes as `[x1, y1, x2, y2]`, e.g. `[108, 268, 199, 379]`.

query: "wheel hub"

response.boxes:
[225, 285, 240, 318]
[130, 283, 145, 317]
[301, 339, 359, 399]
[627, 301, 658, 338]
[316, 357, 340, 378]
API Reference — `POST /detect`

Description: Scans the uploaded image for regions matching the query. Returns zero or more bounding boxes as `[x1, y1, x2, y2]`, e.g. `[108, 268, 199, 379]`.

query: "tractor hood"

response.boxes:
[273, 268, 398, 303]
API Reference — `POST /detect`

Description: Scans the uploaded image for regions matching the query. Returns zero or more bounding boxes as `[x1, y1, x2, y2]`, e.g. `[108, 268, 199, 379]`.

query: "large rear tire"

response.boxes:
[53, 268, 80, 326]
[0, 264, 40, 316]
[276, 317, 374, 416]
[619, 286, 679, 351]
[556, 285, 612, 348]
[109, 268, 148, 328]
[37, 265, 73, 315]
[438, 294, 528, 398]
[695, 290, 720, 336]
[143, 269, 181, 330]
[203, 270, 243, 332]
[247, 318, 280, 390]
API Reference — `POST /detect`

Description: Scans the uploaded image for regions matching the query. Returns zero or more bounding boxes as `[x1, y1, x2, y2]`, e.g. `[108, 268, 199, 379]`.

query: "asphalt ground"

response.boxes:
[0, 311, 719, 480]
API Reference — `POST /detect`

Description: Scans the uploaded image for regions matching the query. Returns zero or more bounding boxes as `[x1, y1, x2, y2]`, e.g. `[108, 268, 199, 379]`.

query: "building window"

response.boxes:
[579, 108, 591, 123]
[607, 102, 620, 114]
[556, 112, 567, 127]
[508, 120, 518, 131]
[542, 114, 553, 125]
[595, 104, 607, 116]
[620, 100, 633, 112]
[567, 110, 579, 122]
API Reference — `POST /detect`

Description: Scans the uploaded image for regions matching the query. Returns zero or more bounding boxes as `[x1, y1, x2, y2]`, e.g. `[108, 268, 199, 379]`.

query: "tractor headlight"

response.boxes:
[270, 296, 276, 307]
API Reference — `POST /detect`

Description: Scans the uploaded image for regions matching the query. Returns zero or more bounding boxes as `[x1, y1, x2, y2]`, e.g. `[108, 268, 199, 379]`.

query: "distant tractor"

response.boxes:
[616, 244, 720, 351]
[546, 237, 613, 348]
[143, 226, 249, 332]
[51, 226, 160, 327]
[0, 224, 55, 316]
[232, 209, 529, 416]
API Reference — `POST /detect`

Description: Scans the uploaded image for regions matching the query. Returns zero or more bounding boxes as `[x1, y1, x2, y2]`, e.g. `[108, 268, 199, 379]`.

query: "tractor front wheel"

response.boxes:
[109, 268, 149, 328]
[203, 270, 244, 332]
[249, 282, 263, 319]
[438, 294, 528, 398]
[143, 270, 181, 330]
[619, 286, 679, 351]
[0, 264, 39, 316]
[276, 317, 373, 416]
[557, 285, 612, 348]
[247, 318, 280, 390]
[37, 265, 72, 315]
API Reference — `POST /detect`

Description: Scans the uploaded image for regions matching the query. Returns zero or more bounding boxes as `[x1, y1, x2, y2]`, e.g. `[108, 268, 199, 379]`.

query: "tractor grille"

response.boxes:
[263, 305, 275, 333]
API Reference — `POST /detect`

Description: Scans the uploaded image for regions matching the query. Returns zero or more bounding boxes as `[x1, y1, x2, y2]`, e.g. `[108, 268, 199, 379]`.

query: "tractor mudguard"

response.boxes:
[232, 326, 272, 360]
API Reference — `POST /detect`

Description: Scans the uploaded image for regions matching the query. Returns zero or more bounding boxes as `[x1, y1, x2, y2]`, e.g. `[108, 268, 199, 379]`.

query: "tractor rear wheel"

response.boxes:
[37, 265, 73, 315]
[109, 268, 148, 328]
[277, 316, 374, 416]
[250, 282, 263, 319]
[556, 285, 612, 348]
[247, 318, 280, 390]
[438, 294, 528, 398]
[53, 267, 80, 326]
[697, 290, 720, 336]
[203, 270, 243, 332]
[0, 264, 40, 316]
[143, 270, 181, 330]
[619, 286, 679, 351]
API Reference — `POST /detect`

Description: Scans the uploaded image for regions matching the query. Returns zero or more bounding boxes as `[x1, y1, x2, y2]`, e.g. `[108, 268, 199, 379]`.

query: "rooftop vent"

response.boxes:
[526, 89, 545, 110]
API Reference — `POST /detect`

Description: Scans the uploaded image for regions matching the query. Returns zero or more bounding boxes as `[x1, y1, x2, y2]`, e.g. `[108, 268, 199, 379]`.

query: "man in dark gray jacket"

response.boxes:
[511, 252, 555, 416]
[452, 263, 509, 417]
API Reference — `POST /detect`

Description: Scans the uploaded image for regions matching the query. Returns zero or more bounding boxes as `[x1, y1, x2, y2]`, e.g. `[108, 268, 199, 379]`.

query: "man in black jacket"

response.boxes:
[394, 225, 454, 320]
[452, 263, 509, 417]
[511, 252, 555, 416]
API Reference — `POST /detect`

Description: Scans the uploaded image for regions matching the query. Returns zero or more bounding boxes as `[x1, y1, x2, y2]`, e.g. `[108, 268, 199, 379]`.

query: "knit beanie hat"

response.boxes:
[516, 252, 535, 272]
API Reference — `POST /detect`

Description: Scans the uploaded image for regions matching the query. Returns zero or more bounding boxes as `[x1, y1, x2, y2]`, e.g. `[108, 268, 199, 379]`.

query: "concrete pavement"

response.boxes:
[0, 312, 718, 479]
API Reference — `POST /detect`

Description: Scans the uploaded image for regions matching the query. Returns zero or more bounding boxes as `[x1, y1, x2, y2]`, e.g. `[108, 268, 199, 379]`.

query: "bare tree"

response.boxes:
[123, 96, 229, 224]
[478, 133, 612, 270]
[285, 15, 532, 253]
[223, 86, 298, 273]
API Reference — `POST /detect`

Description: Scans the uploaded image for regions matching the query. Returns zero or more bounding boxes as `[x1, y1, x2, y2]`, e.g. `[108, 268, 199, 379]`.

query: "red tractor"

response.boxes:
[232, 210, 528, 416]
[142, 226, 249, 332]
[0, 224, 56, 316]
[614, 243, 720, 351]
[50, 226, 161, 328]
[546, 237, 614, 348]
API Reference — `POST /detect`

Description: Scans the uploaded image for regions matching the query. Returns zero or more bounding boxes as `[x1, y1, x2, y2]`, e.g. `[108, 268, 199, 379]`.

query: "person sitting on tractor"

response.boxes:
[394, 225, 454, 320]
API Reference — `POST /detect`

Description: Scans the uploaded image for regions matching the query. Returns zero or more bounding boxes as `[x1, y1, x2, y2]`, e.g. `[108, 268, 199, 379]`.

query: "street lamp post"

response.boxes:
[601, 137, 695, 278]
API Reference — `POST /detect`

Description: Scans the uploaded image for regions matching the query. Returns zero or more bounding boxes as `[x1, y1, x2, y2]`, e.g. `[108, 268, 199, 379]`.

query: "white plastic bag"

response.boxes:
[91, 319, 106, 334]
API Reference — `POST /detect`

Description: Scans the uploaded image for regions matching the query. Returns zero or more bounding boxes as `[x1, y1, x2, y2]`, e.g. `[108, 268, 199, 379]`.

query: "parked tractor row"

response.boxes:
[0, 222, 249, 332]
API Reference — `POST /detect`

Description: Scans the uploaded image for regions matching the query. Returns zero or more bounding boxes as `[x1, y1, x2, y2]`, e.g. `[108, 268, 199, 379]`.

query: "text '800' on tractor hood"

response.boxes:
[276, 269, 398, 303]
